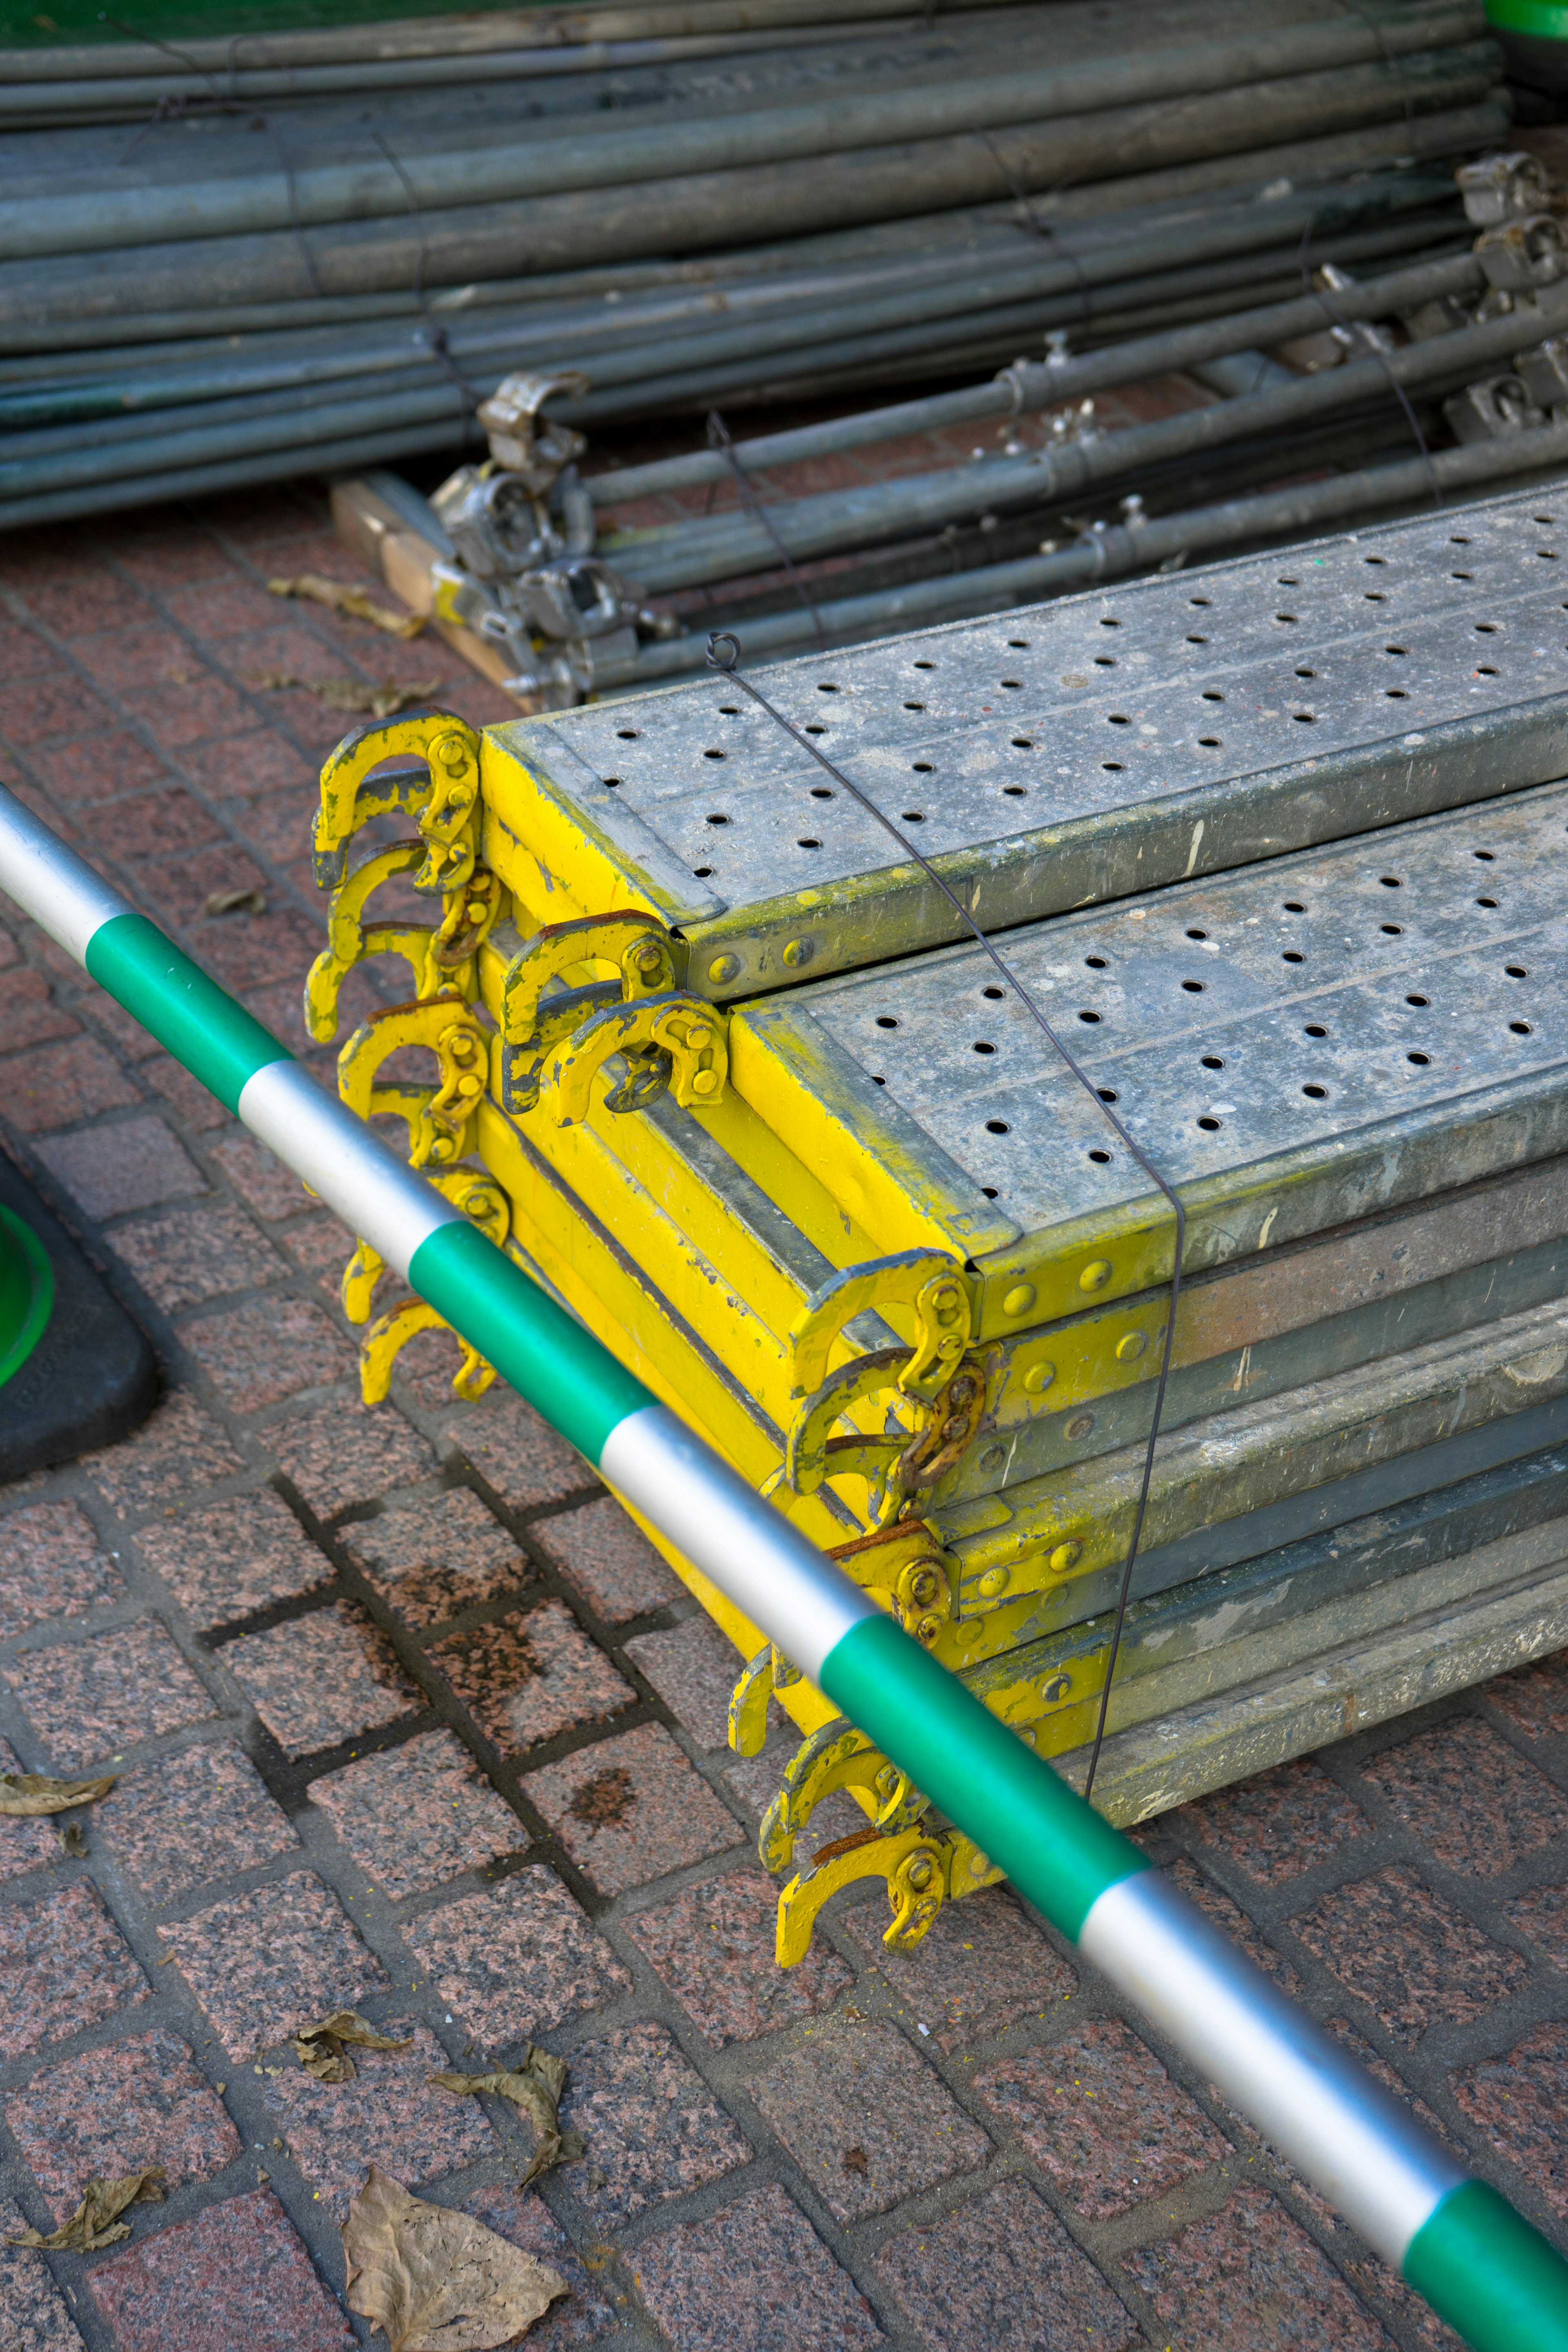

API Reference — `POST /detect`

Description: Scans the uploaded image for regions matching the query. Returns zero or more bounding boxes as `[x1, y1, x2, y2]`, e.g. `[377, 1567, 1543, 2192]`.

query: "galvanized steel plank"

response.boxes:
[481, 485, 1568, 994]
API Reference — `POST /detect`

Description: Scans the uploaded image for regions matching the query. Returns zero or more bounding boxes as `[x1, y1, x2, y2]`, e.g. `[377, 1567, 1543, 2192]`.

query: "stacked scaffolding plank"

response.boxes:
[295, 477, 1568, 1971]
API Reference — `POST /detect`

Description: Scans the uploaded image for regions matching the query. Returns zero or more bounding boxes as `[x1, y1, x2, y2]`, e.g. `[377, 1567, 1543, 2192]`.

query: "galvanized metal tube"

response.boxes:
[604, 289, 1568, 591]
[2, 0, 1025, 80]
[0, 53, 1498, 324]
[0, 246, 1453, 517]
[0, 12, 1480, 258]
[585, 244, 1484, 504]
[0, 225, 1464, 509]
[0, 419, 484, 534]
[2, 192, 1441, 429]
[594, 421, 1568, 684]
[1, 782, 1564, 2352]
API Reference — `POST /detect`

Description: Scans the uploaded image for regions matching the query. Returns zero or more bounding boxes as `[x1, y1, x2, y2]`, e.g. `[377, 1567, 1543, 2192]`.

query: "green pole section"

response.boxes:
[822, 1613, 1147, 1939]
[85, 912, 286, 1115]
[1407, 2183, 1568, 2352]
[408, 1220, 653, 1465]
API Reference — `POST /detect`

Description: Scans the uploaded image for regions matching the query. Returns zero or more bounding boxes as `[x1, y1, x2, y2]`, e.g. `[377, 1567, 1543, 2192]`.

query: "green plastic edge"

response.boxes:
[820, 1613, 1147, 1944]
[409, 1219, 653, 1468]
[84, 913, 285, 1115]
[1404, 2179, 1568, 2352]
[0, 1202, 53, 1389]
[1486, 0, 1568, 38]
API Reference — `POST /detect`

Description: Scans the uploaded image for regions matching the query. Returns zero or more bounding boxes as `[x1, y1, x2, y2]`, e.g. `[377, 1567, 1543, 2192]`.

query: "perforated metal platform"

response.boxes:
[481, 485, 1568, 997]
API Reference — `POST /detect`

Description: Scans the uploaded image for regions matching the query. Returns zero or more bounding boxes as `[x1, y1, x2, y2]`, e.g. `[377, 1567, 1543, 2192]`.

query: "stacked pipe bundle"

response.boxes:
[343, 145, 1568, 704]
[0, 0, 1509, 526]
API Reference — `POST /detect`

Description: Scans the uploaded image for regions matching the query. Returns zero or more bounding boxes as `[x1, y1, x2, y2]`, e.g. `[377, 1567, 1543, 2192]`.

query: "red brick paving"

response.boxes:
[5, 2026, 241, 2221]
[4, 480, 1568, 2352]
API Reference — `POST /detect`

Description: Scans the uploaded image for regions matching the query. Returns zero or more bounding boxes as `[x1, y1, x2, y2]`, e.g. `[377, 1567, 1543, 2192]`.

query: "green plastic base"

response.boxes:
[0, 1201, 51, 1390]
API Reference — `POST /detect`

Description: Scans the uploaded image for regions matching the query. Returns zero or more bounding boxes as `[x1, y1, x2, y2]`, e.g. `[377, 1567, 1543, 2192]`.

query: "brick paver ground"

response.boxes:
[3, 451, 1568, 2352]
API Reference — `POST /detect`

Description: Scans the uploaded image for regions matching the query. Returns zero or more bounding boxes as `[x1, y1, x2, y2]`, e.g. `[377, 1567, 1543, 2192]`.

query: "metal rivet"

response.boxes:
[1038, 1674, 1071, 1703]
[1023, 1360, 1056, 1394]
[980, 1443, 1006, 1473]
[1079, 1258, 1113, 1291]
[1066, 1413, 1095, 1441]
[969, 1851, 990, 1876]
[1115, 1331, 1147, 1362]
[707, 952, 742, 984]
[978, 1565, 1010, 1597]
[1048, 1541, 1082, 1574]
[782, 937, 815, 968]
[1002, 1282, 1037, 1316]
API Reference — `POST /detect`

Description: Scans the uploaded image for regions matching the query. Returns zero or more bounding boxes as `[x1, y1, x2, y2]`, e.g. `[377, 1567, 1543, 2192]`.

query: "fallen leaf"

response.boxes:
[0, 1772, 114, 1817]
[294, 2010, 412, 2084]
[318, 677, 442, 719]
[249, 670, 440, 719]
[58, 1822, 86, 1858]
[203, 887, 267, 918]
[267, 573, 425, 638]
[430, 2045, 583, 2187]
[343, 2165, 565, 2351]
[9, 2167, 164, 2252]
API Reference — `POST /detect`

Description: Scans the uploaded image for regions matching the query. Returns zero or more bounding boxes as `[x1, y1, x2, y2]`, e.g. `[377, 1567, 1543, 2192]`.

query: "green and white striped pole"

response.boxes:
[3, 777, 1566, 2352]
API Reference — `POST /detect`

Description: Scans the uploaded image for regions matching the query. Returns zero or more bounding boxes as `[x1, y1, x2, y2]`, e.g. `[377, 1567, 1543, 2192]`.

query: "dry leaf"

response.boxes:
[58, 1822, 86, 1858]
[267, 573, 425, 638]
[294, 2010, 412, 2084]
[203, 887, 267, 918]
[318, 677, 442, 719]
[9, 2167, 164, 2252]
[249, 670, 439, 719]
[0, 1772, 114, 1817]
[430, 2045, 583, 2187]
[343, 2165, 565, 2352]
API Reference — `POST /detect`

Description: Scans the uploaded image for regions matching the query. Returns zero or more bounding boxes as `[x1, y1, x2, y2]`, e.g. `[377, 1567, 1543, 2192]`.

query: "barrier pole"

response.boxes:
[3, 777, 1565, 2352]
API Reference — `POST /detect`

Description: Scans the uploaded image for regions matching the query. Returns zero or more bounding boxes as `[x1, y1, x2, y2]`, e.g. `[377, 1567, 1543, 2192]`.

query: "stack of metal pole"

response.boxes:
[0, 0, 1510, 526]
[359, 147, 1568, 704]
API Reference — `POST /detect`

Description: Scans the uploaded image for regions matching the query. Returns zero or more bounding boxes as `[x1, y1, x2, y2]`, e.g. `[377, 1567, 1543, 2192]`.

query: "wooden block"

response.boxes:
[330, 478, 526, 702]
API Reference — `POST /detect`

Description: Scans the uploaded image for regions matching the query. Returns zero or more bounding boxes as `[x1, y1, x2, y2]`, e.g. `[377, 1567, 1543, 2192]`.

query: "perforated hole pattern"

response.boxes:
[790, 778, 1568, 1238]
[535, 490, 1568, 914]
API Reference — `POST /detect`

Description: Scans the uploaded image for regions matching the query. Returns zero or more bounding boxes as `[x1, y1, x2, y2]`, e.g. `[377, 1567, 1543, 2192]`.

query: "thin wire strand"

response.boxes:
[370, 129, 480, 416]
[706, 409, 828, 650]
[704, 630, 1185, 1801]
[1296, 205, 1442, 508]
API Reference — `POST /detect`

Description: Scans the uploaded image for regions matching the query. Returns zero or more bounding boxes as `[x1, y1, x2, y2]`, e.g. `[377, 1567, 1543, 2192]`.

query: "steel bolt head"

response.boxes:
[1047, 1540, 1082, 1574]
[691, 1069, 719, 1096]
[904, 1857, 935, 1890]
